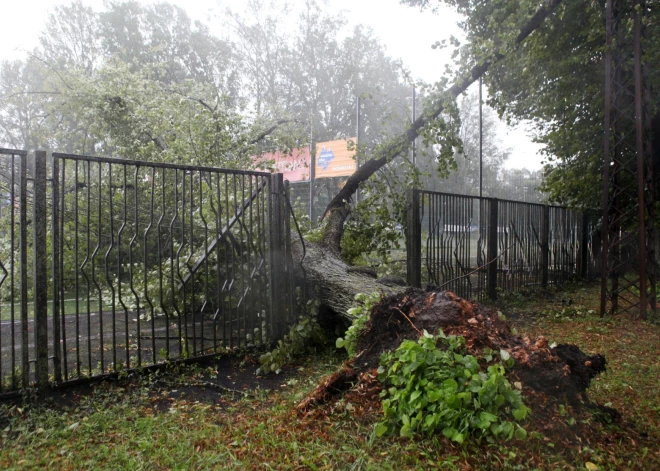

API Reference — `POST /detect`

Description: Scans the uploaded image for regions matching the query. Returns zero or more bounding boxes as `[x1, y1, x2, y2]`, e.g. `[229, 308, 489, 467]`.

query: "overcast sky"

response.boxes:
[0, 0, 544, 170]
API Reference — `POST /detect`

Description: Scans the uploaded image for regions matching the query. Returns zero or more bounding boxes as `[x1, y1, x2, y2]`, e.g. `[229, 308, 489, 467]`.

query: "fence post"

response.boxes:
[33, 151, 49, 390]
[487, 198, 499, 301]
[269, 173, 285, 340]
[19, 152, 29, 388]
[51, 156, 62, 383]
[406, 189, 421, 288]
[541, 205, 550, 287]
[578, 212, 589, 279]
[283, 180, 294, 326]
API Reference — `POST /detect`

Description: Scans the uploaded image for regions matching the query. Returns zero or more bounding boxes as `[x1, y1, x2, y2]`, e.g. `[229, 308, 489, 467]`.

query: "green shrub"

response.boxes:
[375, 330, 530, 443]
[335, 292, 381, 357]
[257, 298, 326, 375]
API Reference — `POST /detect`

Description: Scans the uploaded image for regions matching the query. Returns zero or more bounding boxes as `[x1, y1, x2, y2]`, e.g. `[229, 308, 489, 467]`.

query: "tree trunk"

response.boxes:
[293, 0, 564, 321]
[293, 240, 405, 323]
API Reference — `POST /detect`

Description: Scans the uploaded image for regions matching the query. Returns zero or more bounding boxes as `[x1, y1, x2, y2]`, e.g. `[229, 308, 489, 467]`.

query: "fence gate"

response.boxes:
[0, 150, 296, 394]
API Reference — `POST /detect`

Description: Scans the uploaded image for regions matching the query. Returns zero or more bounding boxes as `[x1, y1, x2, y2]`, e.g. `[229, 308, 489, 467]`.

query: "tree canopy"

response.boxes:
[404, 0, 657, 209]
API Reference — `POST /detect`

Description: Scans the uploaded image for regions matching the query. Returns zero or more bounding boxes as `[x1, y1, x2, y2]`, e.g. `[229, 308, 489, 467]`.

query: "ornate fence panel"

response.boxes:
[0, 149, 29, 393]
[50, 152, 290, 383]
[408, 191, 490, 302]
[0, 150, 296, 394]
[497, 200, 546, 292]
[407, 189, 594, 302]
[548, 206, 581, 285]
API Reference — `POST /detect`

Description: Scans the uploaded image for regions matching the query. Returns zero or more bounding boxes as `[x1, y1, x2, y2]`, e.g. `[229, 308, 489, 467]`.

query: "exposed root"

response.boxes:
[298, 288, 607, 412]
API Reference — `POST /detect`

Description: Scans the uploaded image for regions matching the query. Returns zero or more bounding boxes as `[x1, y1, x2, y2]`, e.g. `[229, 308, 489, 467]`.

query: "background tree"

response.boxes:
[401, 0, 657, 209]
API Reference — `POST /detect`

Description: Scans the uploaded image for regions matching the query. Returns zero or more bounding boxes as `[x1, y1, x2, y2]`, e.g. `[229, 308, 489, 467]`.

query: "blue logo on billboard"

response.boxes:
[317, 147, 335, 171]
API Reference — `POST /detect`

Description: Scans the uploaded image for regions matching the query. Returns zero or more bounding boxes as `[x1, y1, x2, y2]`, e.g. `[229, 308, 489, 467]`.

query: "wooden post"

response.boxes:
[309, 144, 316, 223]
[406, 190, 421, 288]
[33, 151, 49, 390]
[541, 205, 550, 287]
[487, 198, 499, 300]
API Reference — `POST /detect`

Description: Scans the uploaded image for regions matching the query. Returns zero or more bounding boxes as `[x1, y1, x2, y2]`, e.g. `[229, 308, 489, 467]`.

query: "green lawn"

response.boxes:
[0, 282, 658, 470]
[0, 298, 101, 321]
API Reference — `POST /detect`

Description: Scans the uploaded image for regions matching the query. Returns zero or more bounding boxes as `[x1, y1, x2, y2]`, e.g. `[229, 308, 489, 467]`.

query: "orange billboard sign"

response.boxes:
[314, 139, 357, 179]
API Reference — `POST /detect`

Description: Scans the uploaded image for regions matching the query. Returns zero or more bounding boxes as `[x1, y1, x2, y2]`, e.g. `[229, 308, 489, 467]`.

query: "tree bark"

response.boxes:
[293, 240, 405, 322]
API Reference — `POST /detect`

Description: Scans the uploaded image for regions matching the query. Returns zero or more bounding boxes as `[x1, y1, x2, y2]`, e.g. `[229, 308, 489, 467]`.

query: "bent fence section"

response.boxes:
[0, 150, 297, 395]
[407, 189, 600, 302]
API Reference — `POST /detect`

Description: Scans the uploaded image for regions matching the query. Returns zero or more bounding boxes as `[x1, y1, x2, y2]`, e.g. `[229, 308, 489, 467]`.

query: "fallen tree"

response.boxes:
[288, 0, 611, 427]
[296, 0, 564, 323]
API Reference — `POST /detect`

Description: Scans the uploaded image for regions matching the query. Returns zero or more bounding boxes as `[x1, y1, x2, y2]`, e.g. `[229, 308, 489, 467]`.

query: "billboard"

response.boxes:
[254, 146, 311, 182]
[314, 138, 357, 179]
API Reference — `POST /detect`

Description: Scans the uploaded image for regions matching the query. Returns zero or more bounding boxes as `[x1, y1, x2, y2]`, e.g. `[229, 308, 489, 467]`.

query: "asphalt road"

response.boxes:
[0, 308, 259, 389]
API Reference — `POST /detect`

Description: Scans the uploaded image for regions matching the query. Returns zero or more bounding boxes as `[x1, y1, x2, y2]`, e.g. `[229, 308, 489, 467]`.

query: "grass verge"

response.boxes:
[0, 282, 658, 470]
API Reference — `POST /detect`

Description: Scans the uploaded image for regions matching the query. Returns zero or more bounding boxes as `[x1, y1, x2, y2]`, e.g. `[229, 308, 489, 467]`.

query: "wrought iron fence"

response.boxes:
[407, 190, 594, 301]
[0, 150, 297, 394]
[0, 149, 29, 393]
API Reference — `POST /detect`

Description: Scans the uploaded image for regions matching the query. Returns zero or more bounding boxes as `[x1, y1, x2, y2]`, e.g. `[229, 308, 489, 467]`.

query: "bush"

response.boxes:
[375, 330, 530, 443]
[335, 292, 381, 358]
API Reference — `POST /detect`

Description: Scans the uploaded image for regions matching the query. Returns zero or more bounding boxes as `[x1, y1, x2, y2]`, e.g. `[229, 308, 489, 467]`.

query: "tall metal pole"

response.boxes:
[309, 123, 315, 223]
[412, 85, 416, 167]
[356, 95, 361, 205]
[479, 77, 483, 199]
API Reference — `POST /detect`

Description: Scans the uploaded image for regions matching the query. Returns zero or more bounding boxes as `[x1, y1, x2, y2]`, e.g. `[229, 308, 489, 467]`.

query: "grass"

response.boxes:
[0, 298, 102, 321]
[0, 282, 659, 470]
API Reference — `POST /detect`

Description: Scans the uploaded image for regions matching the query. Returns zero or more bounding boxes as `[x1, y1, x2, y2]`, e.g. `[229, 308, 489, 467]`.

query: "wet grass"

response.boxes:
[0, 282, 658, 470]
[0, 298, 101, 321]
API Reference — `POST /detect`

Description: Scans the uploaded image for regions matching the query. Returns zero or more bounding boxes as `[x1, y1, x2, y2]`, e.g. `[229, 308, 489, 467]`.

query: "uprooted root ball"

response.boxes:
[298, 288, 606, 413]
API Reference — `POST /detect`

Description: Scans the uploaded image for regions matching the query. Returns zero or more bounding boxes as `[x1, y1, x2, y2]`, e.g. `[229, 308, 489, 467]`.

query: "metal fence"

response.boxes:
[0, 149, 29, 392]
[407, 189, 596, 301]
[0, 150, 297, 394]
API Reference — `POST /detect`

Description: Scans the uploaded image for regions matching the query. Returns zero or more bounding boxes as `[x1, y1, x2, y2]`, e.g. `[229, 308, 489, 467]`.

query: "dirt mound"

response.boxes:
[357, 288, 605, 400]
[298, 288, 606, 412]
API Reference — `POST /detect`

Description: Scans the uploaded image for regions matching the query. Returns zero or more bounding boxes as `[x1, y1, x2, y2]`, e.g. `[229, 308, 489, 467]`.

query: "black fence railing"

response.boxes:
[407, 189, 597, 302]
[0, 149, 29, 392]
[0, 150, 297, 394]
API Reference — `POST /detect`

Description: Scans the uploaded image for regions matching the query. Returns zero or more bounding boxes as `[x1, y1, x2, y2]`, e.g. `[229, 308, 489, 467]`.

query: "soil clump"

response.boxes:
[298, 288, 607, 412]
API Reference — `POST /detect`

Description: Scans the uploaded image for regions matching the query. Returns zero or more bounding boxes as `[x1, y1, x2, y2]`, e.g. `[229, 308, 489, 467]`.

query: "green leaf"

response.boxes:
[443, 378, 458, 392]
[375, 422, 388, 437]
[442, 427, 456, 439]
[512, 408, 527, 421]
[514, 426, 527, 440]
[479, 411, 497, 423]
